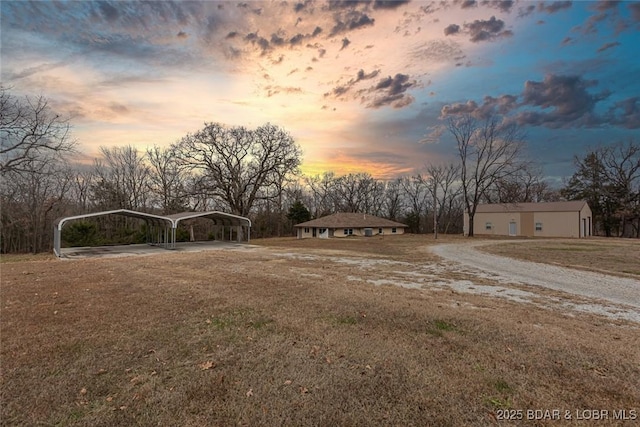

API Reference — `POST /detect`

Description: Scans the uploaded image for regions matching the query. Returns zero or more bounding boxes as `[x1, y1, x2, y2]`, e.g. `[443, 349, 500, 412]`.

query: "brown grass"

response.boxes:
[2, 235, 639, 426]
[479, 237, 640, 278]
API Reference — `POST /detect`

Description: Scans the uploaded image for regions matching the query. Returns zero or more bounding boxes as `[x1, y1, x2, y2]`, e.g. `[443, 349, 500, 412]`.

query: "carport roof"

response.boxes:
[166, 211, 251, 227]
[54, 209, 172, 230]
[54, 209, 251, 229]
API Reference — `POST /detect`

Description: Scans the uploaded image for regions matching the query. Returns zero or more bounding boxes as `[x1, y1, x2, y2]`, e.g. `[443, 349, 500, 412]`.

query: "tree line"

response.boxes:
[1, 88, 638, 253]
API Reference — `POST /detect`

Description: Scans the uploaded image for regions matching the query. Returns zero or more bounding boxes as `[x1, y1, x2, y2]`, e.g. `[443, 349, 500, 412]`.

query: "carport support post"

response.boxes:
[53, 224, 61, 257]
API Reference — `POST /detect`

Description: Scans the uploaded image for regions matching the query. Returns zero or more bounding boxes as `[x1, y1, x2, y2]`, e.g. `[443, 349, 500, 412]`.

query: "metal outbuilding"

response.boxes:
[464, 201, 592, 238]
[53, 209, 251, 257]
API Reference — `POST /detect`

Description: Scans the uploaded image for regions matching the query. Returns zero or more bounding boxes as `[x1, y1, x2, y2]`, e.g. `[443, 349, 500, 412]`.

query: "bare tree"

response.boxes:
[0, 87, 75, 175]
[484, 163, 551, 203]
[382, 178, 405, 221]
[333, 172, 384, 214]
[600, 141, 640, 237]
[177, 123, 302, 217]
[399, 174, 429, 233]
[306, 172, 340, 217]
[146, 145, 190, 214]
[425, 162, 461, 237]
[447, 114, 525, 236]
[92, 145, 150, 210]
[1, 154, 73, 253]
[69, 166, 96, 213]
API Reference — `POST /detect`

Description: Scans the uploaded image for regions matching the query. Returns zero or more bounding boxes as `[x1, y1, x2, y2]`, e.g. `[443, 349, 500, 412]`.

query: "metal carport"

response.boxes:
[53, 209, 251, 258]
[166, 211, 251, 247]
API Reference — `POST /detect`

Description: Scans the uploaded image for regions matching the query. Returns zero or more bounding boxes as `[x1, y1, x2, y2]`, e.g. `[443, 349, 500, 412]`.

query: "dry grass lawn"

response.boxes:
[2, 235, 639, 426]
[480, 238, 640, 278]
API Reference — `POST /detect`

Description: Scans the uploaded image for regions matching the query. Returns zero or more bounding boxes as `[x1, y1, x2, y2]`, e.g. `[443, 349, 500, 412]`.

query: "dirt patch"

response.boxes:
[2, 235, 639, 426]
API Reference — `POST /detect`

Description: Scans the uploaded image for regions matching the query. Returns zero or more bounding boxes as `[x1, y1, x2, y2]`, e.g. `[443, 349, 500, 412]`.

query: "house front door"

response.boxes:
[509, 222, 517, 236]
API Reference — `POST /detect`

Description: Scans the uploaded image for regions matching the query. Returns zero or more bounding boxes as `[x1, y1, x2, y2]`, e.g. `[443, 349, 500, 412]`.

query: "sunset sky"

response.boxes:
[2, 0, 639, 181]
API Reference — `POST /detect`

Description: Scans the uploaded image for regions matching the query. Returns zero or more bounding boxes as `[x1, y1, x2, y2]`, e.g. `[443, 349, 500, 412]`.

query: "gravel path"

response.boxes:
[431, 241, 640, 310]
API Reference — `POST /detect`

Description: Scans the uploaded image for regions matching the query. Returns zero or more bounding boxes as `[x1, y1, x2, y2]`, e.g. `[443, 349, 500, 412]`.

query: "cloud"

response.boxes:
[441, 100, 481, 117]
[537, 1, 573, 14]
[596, 41, 620, 53]
[440, 95, 518, 119]
[561, 36, 574, 45]
[356, 69, 381, 81]
[324, 69, 418, 110]
[3, 61, 69, 81]
[517, 74, 609, 127]
[245, 32, 270, 53]
[108, 102, 130, 115]
[481, 0, 515, 13]
[264, 85, 303, 97]
[97, 1, 120, 22]
[177, 31, 188, 39]
[367, 73, 415, 108]
[373, 0, 411, 10]
[324, 68, 380, 99]
[459, 0, 477, 9]
[329, 10, 375, 36]
[444, 24, 460, 35]
[440, 74, 616, 129]
[518, 4, 536, 17]
[606, 97, 640, 129]
[270, 33, 286, 46]
[464, 16, 512, 42]
[594, 1, 621, 12]
[574, 1, 638, 35]
[412, 39, 464, 63]
[340, 37, 351, 50]
[630, 3, 640, 22]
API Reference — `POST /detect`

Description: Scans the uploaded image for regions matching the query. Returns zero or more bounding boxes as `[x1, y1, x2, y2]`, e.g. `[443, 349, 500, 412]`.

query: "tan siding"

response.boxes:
[532, 212, 579, 237]
[522, 212, 534, 237]
[467, 202, 591, 238]
[473, 212, 520, 236]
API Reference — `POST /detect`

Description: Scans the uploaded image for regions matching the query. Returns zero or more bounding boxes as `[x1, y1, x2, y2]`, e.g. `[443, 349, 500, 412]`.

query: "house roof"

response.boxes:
[294, 212, 407, 228]
[475, 201, 588, 213]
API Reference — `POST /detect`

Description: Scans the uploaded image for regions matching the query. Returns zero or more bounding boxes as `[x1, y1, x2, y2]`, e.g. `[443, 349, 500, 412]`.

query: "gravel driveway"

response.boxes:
[431, 240, 640, 311]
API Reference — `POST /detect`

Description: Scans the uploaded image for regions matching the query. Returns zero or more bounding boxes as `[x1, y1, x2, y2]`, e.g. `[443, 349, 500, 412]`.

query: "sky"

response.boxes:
[1, 0, 639, 181]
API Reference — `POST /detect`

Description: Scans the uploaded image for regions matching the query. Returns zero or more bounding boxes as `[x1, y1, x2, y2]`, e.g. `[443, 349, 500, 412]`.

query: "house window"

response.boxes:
[344, 228, 353, 235]
[535, 222, 543, 231]
[378, 228, 383, 234]
[485, 222, 493, 230]
[391, 227, 397, 234]
[304, 227, 310, 233]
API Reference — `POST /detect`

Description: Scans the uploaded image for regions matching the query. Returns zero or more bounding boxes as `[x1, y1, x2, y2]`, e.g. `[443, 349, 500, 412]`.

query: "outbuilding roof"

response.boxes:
[475, 201, 588, 213]
[294, 212, 407, 229]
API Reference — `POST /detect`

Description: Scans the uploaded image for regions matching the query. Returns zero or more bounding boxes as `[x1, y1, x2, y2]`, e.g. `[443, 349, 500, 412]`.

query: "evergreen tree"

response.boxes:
[287, 200, 311, 224]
